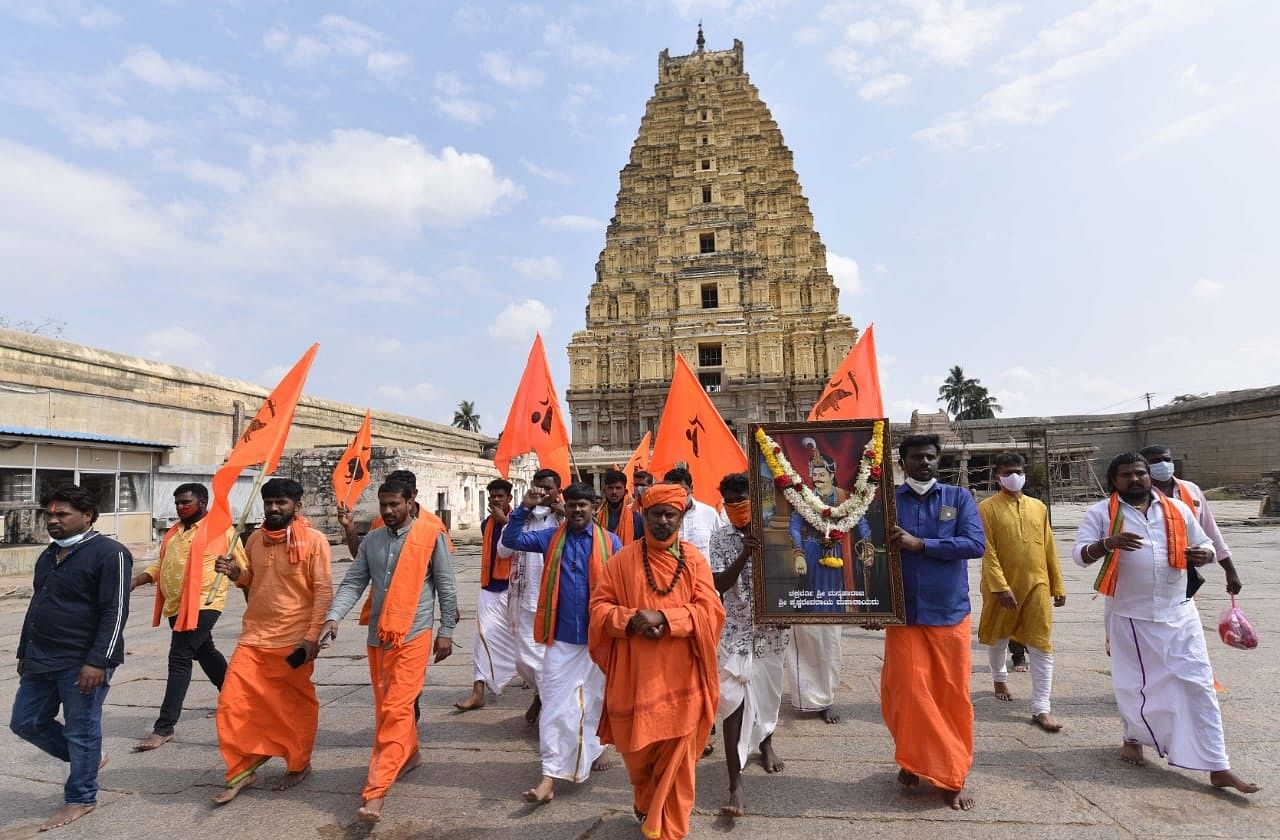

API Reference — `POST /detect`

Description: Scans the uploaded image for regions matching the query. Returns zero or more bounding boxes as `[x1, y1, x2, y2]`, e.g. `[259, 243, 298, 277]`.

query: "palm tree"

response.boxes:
[937, 366, 975, 417]
[452, 400, 481, 432]
[957, 384, 1002, 420]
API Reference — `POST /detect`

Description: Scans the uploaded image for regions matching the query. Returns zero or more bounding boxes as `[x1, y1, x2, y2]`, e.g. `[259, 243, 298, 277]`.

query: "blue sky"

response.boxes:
[1, 0, 1276, 436]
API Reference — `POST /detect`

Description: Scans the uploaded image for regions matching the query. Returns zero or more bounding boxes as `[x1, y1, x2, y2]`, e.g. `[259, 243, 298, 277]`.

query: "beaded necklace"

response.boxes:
[642, 540, 687, 596]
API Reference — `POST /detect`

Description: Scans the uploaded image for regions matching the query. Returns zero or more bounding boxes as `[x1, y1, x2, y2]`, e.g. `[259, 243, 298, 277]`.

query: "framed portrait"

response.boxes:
[747, 419, 905, 625]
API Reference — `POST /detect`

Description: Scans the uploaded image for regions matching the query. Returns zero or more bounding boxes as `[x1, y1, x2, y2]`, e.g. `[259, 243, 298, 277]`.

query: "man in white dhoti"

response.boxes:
[455, 480, 519, 711]
[500, 468, 563, 724]
[1074, 452, 1257, 794]
[708, 473, 787, 818]
[501, 481, 620, 804]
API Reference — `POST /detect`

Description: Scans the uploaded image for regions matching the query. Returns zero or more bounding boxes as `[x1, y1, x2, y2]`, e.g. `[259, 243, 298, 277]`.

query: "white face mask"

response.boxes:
[1147, 461, 1175, 482]
[532, 505, 551, 517]
[904, 477, 937, 495]
[998, 473, 1026, 493]
[52, 531, 89, 548]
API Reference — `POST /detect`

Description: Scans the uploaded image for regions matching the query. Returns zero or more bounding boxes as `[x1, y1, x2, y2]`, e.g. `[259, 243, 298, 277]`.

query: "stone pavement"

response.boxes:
[0, 502, 1275, 839]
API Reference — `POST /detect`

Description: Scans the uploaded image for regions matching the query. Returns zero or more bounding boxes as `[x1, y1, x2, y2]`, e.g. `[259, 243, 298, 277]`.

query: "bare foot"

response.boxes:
[1012, 662, 1029, 673]
[758, 736, 785, 774]
[398, 750, 422, 779]
[1032, 713, 1062, 732]
[38, 803, 95, 832]
[591, 746, 614, 772]
[99, 755, 108, 770]
[944, 786, 975, 810]
[897, 768, 920, 788]
[1210, 769, 1260, 794]
[994, 682, 1013, 702]
[212, 773, 255, 805]
[522, 775, 554, 804]
[524, 695, 542, 725]
[702, 740, 715, 757]
[1120, 742, 1145, 766]
[454, 682, 487, 712]
[132, 733, 173, 752]
[272, 764, 311, 791]
[356, 797, 383, 823]
[819, 706, 841, 724]
[719, 785, 744, 818]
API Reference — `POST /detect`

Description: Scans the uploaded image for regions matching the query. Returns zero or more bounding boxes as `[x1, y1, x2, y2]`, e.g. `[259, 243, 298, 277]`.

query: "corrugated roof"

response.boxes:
[0, 425, 175, 449]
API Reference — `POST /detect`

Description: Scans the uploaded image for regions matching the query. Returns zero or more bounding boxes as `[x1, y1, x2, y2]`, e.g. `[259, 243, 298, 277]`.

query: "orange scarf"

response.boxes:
[1171, 479, 1199, 514]
[595, 501, 637, 544]
[1094, 491, 1187, 596]
[359, 504, 455, 625]
[534, 523, 614, 645]
[260, 514, 314, 565]
[480, 512, 512, 588]
[373, 514, 446, 648]
[153, 517, 228, 630]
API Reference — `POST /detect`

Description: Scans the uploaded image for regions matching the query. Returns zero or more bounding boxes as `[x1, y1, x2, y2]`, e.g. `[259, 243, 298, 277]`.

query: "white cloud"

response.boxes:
[512, 256, 562, 281]
[845, 19, 883, 44]
[544, 23, 628, 70]
[908, 0, 1014, 67]
[153, 153, 246, 193]
[538, 214, 604, 232]
[859, 73, 910, 101]
[913, 111, 972, 150]
[375, 381, 443, 416]
[452, 4, 492, 32]
[265, 14, 410, 82]
[1192, 278, 1224, 300]
[520, 158, 572, 184]
[68, 114, 165, 150]
[1, 0, 119, 28]
[1121, 102, 1238, 162]
[827, 252, 862, 297]
[481, 51, 544, 89]
[488, 299, 553, 344]
[120, 47, 223, 92]
[375, 337, 405, 354]
[434, 96, 495, 125]
[141, 325, 216, 371]
[825, 45, 863, 85]
[367, 51, 411, 81]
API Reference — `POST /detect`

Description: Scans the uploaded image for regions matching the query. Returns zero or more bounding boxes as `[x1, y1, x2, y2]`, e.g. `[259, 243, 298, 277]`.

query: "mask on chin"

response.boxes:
[998, 473, 1027, 493]
[904, 477, 937, 495]
[52, 531, 89, 548]
[724, 499, 751, 529]
[1147, 461, 1175, 482]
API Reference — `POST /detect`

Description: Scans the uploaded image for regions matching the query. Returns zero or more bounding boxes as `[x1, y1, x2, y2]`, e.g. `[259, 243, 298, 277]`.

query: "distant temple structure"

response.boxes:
[567, 30, 857, 473]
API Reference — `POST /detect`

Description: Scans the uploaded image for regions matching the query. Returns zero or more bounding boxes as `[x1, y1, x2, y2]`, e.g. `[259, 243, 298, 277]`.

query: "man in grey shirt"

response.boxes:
[321, 479, 457, 824]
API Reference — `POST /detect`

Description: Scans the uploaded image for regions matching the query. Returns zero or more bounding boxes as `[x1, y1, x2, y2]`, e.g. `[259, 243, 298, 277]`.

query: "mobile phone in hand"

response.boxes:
[285, 647, 307, 669]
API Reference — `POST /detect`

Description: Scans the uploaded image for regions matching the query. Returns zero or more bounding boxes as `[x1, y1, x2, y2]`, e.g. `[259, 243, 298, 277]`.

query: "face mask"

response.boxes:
[724, 499, 751, 529]
[53, 531, 89, 548]
[533, 505, 551, 517]
[1147, 461, 1175, 482]
[998, 473, 1026, 493]
[905, 477, 937, 495]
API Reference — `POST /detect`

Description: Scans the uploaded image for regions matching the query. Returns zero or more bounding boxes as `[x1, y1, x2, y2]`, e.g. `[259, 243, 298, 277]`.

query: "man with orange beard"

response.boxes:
[589, 483, 725, 839]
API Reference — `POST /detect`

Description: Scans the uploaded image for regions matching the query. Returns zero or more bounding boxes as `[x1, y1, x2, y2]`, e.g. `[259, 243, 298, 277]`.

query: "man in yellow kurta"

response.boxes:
[129, 483, 247, 751]
[977, 452, 1066, 732]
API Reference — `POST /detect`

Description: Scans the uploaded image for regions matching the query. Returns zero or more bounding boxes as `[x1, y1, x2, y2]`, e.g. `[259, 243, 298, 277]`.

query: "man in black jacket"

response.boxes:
[10, 484, 132, 832]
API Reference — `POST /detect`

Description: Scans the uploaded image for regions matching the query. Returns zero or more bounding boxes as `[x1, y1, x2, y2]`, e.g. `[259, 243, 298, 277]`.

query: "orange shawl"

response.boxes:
[359, 506, 453, 625]
[1094, 491, 1187, 596]
[371, 513, 446, 648]
[595, 501, 637, 544]
[480, 513, 512, 588]
[534, 522, 614, 645]
[153, 517, 229, 630]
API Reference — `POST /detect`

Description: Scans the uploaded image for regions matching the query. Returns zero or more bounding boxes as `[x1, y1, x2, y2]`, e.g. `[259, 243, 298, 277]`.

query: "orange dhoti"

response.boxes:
[364, 630, 432, 800]
[880, 616, 973, 792]
[217, 644, 318, 785]
[621, 731, 700, 840]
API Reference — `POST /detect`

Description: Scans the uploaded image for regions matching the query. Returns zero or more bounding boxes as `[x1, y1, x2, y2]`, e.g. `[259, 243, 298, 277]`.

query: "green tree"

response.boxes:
[957, 384, 1002, 420]
[937, 366, 1003, 420]
[452, 400, 481, 432]
[1168, 393, 1207, 405]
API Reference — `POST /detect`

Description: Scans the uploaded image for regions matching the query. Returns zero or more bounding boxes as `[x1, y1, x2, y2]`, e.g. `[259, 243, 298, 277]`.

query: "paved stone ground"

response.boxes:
[0, 502, 1275, 839]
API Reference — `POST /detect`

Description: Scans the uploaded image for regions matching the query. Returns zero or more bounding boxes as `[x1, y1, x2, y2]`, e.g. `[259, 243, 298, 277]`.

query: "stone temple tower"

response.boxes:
[566, 30, 857, 460]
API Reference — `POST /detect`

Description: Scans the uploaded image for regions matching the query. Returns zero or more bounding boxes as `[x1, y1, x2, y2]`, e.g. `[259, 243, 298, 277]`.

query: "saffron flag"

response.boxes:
[650, 354, 746, 508]
[622, 431, 651, 489]
[808, 323, 884, 421]
[332, 409, 373, 507]
[182, 343, 319, 631]
[494, 334, 572, 485]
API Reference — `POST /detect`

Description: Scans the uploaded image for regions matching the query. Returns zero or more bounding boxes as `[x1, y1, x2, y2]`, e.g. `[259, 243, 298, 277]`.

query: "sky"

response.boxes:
[1, 0, 1277, 436]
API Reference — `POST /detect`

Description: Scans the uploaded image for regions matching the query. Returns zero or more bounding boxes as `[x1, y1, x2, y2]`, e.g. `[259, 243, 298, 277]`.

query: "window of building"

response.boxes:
[700, 110, 708, 120]
[698, 343, 722, 367]
[436, 491, 446, 513]
[700, 283, 719, 309]
[463, 486, 471, 503]
[118, 473, 149, 513]
[768, 410, 778, 422]
[702, 135, 709, 145]
[579, 420, 590, 441]
[36, 469, 74, 501]
[0, 468, 34, 504]
[699, 232, 716, 253]
[701, 159, 711, 170]
[702, 187, 712, 204]
[698, 371, 722, 392]
[79, 473, 117, 515]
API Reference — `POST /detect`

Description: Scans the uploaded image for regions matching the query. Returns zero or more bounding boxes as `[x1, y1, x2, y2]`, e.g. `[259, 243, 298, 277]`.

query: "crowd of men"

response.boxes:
[9, 436, 1259, 835]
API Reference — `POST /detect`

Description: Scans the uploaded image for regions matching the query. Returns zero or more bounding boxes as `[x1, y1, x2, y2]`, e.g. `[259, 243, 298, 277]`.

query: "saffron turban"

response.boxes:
[640, 483, 688, 513]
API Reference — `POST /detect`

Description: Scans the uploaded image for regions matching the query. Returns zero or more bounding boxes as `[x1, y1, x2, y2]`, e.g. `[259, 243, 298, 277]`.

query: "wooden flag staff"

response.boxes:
[205, 465, 268, 606]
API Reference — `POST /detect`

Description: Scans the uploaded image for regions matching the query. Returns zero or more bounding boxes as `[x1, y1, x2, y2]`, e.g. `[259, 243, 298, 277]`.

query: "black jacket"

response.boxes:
[18, 531, 132, 676]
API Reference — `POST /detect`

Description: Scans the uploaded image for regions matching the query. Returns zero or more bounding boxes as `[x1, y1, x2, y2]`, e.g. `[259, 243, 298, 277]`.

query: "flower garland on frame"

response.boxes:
[755, 422, 885, 549]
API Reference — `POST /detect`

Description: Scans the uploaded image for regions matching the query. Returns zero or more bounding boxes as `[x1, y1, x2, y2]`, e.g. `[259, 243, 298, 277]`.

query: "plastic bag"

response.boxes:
[1218, 595, 1258, 650]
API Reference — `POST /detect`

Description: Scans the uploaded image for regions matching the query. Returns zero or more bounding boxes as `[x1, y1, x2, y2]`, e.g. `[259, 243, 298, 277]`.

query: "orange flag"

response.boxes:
[180, 343, 319, 631]
[808, 323, 885, 421]
[332, 409, 373, 508]
[622, 431, 651, 489]
[494, 334, 572, 485]
[650, 354, 746, 508]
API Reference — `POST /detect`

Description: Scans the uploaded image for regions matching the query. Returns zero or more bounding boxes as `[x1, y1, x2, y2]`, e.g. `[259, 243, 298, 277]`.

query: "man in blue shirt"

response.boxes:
[502, 481, 621, 805]
[882, 434, 984, 811]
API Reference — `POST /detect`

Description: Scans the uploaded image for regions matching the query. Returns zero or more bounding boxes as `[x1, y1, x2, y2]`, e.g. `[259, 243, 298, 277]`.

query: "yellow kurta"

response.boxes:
[144, 523, 247, 617]
[977, 493, 1064, 652]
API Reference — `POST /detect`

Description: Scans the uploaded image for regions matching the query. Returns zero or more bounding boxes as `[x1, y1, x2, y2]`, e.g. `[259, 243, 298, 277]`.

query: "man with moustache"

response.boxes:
[1074, 452, 1257, 794]
[501, 481, 621, 804]
[596, 469, 645, 545]
[11, 485, 131, 831]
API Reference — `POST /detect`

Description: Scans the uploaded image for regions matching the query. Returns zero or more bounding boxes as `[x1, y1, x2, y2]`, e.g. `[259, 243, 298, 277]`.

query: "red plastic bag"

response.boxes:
[1218, 595, 1258, 650]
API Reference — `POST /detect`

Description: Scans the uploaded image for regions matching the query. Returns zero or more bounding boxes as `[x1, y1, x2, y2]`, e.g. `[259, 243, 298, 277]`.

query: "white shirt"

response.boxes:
[680, 498, 727, 558]
[1073, 493, 1212, 623]
[499, 506, 563, 612]
[1164, 478, 1231, 560]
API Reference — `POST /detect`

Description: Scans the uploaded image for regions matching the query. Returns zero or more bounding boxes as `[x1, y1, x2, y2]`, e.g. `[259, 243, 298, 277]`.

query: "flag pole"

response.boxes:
[204, 465, 269, 605]
[568, 445, 583, 483]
